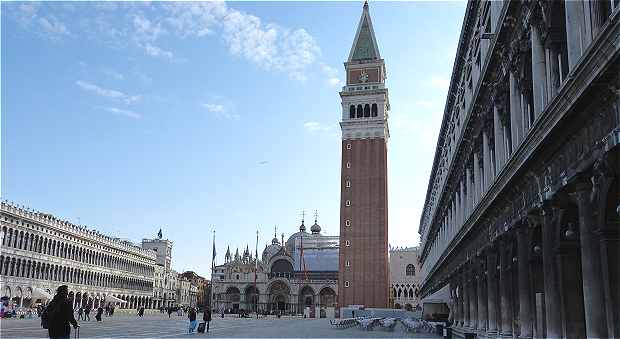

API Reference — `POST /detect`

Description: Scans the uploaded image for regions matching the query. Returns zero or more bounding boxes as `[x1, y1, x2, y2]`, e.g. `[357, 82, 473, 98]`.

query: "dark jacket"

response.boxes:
[188, 309, 197, 322]
[203, 310, 212, 322]
[47, 296, 78, 339]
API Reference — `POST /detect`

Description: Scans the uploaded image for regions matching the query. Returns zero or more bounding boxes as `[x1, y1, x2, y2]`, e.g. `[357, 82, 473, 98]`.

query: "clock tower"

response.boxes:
[338, 1, 389, 309]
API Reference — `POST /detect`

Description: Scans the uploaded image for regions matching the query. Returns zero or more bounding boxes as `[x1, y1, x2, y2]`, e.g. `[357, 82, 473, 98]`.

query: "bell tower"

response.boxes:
[338, 1, 389, 308]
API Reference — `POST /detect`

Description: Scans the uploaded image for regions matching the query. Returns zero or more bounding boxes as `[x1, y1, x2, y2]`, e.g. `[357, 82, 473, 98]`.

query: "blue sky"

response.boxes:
[1, 1, 465, 278]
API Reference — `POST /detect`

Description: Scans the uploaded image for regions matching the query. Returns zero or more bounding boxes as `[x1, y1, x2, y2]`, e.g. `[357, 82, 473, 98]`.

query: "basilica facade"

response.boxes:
[418, 1, 619, 338]
[211, 217, 338, 317]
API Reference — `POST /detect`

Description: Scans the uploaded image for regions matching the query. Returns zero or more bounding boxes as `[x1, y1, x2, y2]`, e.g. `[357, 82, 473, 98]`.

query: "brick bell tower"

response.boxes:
[338, 1, 389, 309]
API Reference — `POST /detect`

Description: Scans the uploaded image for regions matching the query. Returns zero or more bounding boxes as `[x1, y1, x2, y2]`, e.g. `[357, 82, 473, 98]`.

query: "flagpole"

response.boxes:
[254, 229, 259, 319]
[210, 229, 215, 313]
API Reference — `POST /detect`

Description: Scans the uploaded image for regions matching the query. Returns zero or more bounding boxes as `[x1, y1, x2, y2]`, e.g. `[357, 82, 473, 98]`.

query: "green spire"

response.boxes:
[349, 2, 380, 61]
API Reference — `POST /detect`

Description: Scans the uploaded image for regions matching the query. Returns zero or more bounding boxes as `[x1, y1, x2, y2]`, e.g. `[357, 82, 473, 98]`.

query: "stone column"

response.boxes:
[459, 273, 465, 327]
[460, 181, 466, 225]
[464, 268, 471, 328]
[572, 183, 609, 338]
[545, 44, 561, 98]
[499, 243, 512, 336]
[473, 153, 480, 206]
[483, 130, 491, 192]
[455, 191, 461, 231]
[564, 0, 586, 71]
[487, 249, 498, 335]
[466, 167, 473, 217]
[531, 24, 547, 117]
[493, 105, 505, 170]
[470, 266, 478, 330]
[517, 224, 533, 338]
[509, 72, 523, 148]
[541, 204, 563, 338]
[477, 263, 487, 331]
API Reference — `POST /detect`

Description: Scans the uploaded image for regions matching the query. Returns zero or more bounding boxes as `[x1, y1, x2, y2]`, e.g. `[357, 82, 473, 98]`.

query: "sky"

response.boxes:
[1, 1, 466, 278]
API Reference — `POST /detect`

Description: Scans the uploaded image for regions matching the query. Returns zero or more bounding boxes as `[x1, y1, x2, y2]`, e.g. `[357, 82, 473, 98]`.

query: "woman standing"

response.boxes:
[188, 308, 197, 334]
[203, 308, 212, 333]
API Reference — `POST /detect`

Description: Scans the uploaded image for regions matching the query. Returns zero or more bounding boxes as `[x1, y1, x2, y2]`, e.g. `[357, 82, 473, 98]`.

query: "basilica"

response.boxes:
[211, 216, 339, 317]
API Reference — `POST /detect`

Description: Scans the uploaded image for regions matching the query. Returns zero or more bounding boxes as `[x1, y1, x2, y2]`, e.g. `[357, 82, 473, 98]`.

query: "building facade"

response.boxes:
[213, 218, 338, 317]
[389, 246, 421, 311]
[418, 1, 619, 338]
[338, 1, 390, 309]
[1, 201, 157, 310]
[176, 276, 197, 308]
[142, 237, 178, 309]
[179, 271, 209, 309]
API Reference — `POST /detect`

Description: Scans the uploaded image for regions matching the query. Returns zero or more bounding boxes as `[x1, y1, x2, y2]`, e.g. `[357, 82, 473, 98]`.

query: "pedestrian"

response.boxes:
[42, 285, 79, 339]
[95, 307, 103, 322]
[77, 307, 84, 321]
[203, 307, 212, 333]
[84, 306, 91, 321]
[109, 306, 115, 317]
[188, 308, 197, 334]
[138, 306, 144, 318]
[167, 307, 173, 318]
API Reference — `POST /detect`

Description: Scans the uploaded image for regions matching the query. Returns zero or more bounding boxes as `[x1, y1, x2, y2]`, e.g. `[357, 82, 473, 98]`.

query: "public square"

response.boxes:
[0, 313, 440, 338]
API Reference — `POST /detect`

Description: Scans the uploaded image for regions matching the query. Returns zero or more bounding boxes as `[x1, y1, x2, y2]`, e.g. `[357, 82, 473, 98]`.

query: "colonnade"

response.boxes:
[449, 167, 619, 338]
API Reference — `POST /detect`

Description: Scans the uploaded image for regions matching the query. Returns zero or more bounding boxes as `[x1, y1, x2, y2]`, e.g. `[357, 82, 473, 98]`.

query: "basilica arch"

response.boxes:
[267, 280, 290, 313]
[224, 286, 241, 313]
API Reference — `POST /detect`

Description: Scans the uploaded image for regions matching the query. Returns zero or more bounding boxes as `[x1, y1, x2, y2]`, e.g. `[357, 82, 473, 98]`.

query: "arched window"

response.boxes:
[349, 105, 355, 119]
[406, 264, 415, 276]
[356, 105, 363, 118]
[371, 103, 378, 117]
[364, 104, 370, 117]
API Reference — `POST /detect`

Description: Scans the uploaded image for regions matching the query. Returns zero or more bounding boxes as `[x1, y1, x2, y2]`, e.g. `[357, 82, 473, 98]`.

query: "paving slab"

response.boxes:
[0, 313, 441, 338]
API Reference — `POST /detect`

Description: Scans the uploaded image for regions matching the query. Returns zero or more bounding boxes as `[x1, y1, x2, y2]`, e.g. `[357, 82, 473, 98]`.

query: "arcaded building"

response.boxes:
[338, 1, 390, 309]
[1, 201, 156, 310]
[418, 1, 619, 338]
[212, 217, 338, 316]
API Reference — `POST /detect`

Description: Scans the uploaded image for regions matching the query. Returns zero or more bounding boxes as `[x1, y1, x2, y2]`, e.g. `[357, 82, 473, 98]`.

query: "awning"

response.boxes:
[421, 284, 451, 304]
[104, 295, 127, 304]
[32, 287, 53, 300]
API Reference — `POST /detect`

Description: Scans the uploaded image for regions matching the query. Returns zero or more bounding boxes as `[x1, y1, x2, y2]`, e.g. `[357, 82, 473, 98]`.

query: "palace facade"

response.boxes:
[389, 246, 421, 311]
[1, 201, 156, 310]
[418, 1, 619, 338]
[212, 218, 338, 317]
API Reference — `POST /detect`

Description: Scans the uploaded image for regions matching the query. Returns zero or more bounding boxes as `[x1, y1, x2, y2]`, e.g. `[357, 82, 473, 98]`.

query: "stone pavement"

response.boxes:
[0, 313, 441, 338]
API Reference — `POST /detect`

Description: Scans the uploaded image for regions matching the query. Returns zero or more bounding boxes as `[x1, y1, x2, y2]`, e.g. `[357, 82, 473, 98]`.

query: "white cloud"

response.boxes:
[303, 121, 332, 132]
[202, 104, 225, 113]
[133, 14, 164, 42]
[104, 69, 125, 80]
[430, 76, 450, 91]
[7, 2, 325, 78]
[221, 9, 320, 80]
[200, 103, 240, 121]
[104, 107, 142, 119]
[38, 16, 72, 38]
[76, 80, 140, 104]
[320, 63, 342, 87]
[143, 43, 174, 59]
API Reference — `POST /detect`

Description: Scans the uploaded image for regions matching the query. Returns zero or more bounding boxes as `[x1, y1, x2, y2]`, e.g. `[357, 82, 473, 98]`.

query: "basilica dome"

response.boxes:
[262, 236, 282, 262]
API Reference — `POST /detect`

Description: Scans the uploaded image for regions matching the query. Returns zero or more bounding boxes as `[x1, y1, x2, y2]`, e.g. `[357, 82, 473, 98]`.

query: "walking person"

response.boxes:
[95, 306, 103, 322]
[188, 308, 197, 334]
[203, 307, 212, 333]
[42, 285, 79, 339]
[84, 306, 91, 321]
[138, 306, 144, 318]
[77, 307, 84, 321]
